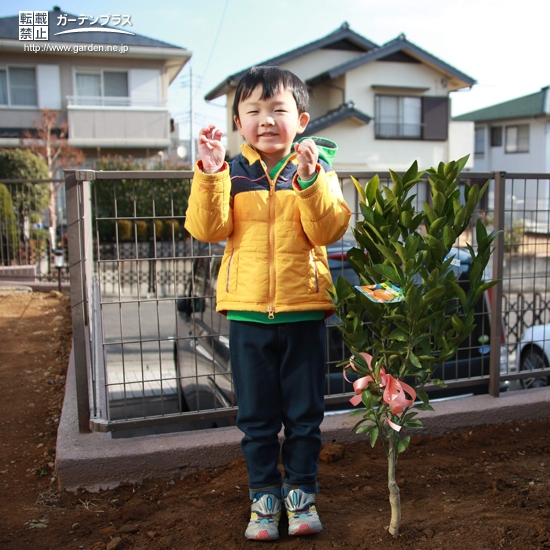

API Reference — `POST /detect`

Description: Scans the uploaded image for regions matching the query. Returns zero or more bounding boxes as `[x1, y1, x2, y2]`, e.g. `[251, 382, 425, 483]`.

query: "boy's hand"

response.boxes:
[294, 139, 319, 181]
[198, 124, 225, 174]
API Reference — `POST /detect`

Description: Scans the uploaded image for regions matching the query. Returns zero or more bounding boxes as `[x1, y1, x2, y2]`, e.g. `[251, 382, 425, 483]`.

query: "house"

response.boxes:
[454, 86, 550, 174]
[0, 7, 191, 165]
[206, 22, 476, 178]
[454, 87, 550, 229]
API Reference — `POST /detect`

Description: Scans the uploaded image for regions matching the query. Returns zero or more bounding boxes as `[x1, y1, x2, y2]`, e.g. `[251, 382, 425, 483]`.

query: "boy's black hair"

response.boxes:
[232, 66, 309, 119]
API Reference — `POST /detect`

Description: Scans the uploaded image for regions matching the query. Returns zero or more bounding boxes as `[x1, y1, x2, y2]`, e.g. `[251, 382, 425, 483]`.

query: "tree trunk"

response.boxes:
[48, 180, 56, 246]
[387, 433, 401, 535]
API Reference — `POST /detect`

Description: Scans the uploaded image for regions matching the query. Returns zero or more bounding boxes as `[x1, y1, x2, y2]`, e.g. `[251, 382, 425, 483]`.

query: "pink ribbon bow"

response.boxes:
[346, 352, 417, 431]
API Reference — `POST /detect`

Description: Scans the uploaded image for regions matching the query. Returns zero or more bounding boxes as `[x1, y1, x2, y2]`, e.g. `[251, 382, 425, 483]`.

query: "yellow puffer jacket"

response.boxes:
[184, 143, 351, 316]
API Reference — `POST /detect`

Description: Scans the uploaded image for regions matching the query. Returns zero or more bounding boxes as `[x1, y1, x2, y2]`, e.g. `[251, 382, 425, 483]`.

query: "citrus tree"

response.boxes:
[329, 156, 498, 535]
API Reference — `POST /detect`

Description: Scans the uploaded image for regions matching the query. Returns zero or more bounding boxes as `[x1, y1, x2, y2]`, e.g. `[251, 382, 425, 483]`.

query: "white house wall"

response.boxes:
[346, 60, 451, 115]
[474, 118, 547, 173]
[281, 48, 365, 83]
[448, 120, 474, 168]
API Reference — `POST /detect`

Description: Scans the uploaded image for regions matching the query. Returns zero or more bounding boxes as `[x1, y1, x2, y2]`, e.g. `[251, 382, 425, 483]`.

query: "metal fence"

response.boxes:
[64, 168, 550, 435]
[0, 178, 69, 283]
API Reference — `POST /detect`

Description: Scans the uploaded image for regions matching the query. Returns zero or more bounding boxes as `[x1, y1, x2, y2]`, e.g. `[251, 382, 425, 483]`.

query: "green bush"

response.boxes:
[0, 149, 49, 215]
[0, 183, 18, 261]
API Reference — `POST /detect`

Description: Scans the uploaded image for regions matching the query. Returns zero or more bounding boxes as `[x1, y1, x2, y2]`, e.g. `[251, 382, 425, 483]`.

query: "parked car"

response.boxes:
[173, 242, 509, 423]
[516, 324, 550, 389]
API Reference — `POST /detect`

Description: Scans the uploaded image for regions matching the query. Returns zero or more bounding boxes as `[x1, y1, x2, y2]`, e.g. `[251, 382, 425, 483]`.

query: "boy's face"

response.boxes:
[234, 85, 310, 166]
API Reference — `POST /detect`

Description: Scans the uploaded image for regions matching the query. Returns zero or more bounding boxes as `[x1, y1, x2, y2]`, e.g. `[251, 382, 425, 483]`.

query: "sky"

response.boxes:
[2, 0, 548, 144]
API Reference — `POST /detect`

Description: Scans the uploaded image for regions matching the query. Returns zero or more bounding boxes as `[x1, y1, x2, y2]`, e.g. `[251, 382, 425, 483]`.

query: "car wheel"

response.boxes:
[519, 345, 549, 389]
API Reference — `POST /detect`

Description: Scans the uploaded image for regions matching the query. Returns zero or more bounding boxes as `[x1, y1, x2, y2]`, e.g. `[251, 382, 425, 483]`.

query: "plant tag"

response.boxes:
[355, 283, 404, 303]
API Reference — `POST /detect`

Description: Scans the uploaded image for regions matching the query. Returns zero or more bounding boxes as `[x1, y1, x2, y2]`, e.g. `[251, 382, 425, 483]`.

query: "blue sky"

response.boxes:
[2, 0, 548, 142]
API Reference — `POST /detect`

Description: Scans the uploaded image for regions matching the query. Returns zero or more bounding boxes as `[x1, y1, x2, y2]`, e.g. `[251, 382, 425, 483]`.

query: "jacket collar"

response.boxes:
[240, 142, 298, 168]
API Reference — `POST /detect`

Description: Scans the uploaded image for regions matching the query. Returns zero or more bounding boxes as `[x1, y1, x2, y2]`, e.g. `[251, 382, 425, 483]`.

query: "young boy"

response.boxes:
[185, 66, 351, 541]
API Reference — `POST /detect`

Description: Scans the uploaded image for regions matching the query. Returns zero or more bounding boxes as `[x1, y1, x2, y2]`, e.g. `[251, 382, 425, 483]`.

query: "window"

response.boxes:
[505, 124, 529, 153]
[491, 126, 502, 147]
[74, 70, 129, 106]
[375, 95, 449, 140]
[475, 127, 485, 155]
[376, 95, 421, 138]
[0, 67, 37, 106]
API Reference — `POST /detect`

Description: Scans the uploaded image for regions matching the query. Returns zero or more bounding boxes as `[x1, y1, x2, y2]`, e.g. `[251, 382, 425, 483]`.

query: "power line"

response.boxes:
[193, 0, 229, 100]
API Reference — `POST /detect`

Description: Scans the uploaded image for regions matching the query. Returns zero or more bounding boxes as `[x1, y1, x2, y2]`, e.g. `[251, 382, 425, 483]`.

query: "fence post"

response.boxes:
[489, 171, 506, 397]
[65, 170, 91, 432]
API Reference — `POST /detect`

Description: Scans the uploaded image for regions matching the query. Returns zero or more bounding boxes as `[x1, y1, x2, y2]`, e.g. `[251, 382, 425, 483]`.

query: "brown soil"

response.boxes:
[1, 290, 550, 550]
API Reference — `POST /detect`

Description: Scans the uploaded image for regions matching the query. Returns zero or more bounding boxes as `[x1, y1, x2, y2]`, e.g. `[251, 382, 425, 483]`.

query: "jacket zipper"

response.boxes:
[267, 167, 276, 319]
[226, 249, 234, 293]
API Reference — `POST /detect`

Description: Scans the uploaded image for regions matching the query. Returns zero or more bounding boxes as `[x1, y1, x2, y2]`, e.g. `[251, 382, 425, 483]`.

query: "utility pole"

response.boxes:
[190, 65, 195, 167]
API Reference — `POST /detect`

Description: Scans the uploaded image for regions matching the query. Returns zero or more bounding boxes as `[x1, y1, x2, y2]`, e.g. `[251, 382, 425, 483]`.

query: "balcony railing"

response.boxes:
[67, 96, 168, 108]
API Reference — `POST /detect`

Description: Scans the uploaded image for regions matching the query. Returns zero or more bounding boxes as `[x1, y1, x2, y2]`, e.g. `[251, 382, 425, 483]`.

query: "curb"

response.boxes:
[56, 349, 550, 492]
[0, 280, 70, 292]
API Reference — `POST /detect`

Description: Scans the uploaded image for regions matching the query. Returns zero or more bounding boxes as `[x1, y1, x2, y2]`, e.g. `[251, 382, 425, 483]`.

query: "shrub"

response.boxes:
[153, 219, 163, 240]
[163, 219, 180, 240]
[117, 220, 132, 242]
[0, 183, 18, 262]
[135, 220, 148, 242]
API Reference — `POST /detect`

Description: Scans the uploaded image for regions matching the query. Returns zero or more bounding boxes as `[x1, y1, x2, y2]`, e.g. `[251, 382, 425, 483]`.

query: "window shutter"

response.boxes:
[423, 97, 448, 140]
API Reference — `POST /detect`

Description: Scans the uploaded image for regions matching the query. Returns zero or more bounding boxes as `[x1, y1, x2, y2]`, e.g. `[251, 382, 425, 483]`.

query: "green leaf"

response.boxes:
[351, 175, 366, 203]
[396, 435, 411, 453]
[375, 243, 398, 265]
[429, 216, 447, 234]
[366, 175, 380, 205]
[431, 378, 448, 388]
[402, 160, 419, 185]
[422, 201, 438, 224]
[424, 235, 445, 262]
[388, 328, 408, 341]
[476, 218, 488, 243]
[414, 403, 435, 411]
[369, 426, 379, 447]
[400, 211, 412, 227]
[372, 263, 399, 282]
[450, 281, 467, 308]
[409, 351, 422, 368]
[356, 423, 372, 434]
[432, 191, 445, 213]
[403, 419, 423, 429]
[443, 226, 457, 248]
[417, 390, 430, 405]
[455, 154, 470, 174]
[454, 206, 467, 229]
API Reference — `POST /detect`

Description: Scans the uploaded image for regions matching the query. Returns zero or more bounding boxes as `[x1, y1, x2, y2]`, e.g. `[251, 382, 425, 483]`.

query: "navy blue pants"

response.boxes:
[229, 319, 326, 496]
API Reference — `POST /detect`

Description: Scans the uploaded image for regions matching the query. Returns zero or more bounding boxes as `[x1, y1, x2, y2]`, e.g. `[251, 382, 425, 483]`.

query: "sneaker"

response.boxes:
[244, 493, 282, 541]
[284, 488, 323, 536]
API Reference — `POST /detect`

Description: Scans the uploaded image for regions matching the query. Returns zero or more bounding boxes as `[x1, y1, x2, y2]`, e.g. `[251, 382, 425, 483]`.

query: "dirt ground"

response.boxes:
[1, 290, 550, 550]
